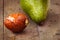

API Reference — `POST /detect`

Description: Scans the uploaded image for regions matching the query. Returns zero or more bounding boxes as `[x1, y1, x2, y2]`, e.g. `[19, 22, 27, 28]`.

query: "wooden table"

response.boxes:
[0, 0, 60, 40]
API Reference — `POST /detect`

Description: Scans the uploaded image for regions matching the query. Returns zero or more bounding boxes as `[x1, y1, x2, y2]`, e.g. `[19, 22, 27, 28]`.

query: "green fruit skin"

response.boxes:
[20, 0, 49, 23]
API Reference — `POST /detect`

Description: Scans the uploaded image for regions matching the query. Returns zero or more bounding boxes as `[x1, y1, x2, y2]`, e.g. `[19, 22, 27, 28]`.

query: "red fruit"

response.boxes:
[4, 13, 28, 33]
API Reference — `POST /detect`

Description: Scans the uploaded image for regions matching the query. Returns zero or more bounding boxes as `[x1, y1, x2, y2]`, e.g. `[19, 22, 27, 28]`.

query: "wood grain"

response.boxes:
[0, 0, 3, 40]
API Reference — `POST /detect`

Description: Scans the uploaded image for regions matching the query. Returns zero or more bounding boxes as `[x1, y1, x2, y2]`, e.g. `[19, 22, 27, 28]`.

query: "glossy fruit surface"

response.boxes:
[20, 0, 49, 23]
[4, 13, 28, 33]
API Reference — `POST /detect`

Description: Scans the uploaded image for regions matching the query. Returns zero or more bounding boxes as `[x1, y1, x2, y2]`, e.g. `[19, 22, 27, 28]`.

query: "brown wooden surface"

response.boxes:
[2, 0, 60, 40]
[0, 0, 3, 40]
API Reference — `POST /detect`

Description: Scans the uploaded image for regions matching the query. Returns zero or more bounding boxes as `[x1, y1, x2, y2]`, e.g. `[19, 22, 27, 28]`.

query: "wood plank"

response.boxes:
[0, 0, 3, 40]
[4, 0, 60, 40]
[38, 0, 60, 40]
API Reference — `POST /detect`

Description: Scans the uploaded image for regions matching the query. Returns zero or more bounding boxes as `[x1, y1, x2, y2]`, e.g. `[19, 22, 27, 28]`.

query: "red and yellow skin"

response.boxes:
[4, 13, 28, 33]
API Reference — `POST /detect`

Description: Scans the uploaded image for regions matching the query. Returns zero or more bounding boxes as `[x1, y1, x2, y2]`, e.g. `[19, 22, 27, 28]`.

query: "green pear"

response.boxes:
[20, 0, 49, 23]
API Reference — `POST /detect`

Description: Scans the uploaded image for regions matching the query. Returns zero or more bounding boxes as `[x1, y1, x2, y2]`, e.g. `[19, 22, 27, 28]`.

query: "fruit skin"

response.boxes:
[20, 0, 49, 23]
[4, 13, 28, 33]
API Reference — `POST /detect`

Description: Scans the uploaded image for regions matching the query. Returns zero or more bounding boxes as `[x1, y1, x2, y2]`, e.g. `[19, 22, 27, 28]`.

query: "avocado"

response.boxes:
[20, 0, 49, 23]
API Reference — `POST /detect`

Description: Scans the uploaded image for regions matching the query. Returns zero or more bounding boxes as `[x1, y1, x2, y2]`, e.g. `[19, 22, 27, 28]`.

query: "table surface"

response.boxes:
[0, 0, 60, 40]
